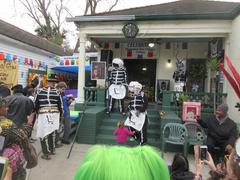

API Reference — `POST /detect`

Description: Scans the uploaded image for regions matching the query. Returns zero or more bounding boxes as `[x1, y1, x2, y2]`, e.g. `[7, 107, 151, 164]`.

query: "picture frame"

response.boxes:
[91, 61, 106, 80]
[182, 101, 201, 122]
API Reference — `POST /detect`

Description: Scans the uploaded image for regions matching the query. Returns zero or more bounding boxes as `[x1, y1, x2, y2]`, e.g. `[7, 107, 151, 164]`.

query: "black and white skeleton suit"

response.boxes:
[127, 81, 148, 145]
[108, 58, 127, 114]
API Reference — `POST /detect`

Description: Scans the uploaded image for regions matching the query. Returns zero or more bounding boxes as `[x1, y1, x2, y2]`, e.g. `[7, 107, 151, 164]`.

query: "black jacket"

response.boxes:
[171, 171, 195, 180]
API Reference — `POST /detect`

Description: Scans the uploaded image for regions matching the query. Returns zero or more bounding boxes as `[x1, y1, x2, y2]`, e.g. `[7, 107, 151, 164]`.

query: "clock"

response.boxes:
[122, 23, 139, 38]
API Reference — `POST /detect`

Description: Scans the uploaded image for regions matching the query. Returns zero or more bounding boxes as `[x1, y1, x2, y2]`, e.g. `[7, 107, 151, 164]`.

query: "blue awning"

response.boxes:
[51, 65, 91, 74]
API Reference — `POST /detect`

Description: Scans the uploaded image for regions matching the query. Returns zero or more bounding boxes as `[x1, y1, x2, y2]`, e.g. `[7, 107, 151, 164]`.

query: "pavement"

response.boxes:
[26, 140, 211, 180]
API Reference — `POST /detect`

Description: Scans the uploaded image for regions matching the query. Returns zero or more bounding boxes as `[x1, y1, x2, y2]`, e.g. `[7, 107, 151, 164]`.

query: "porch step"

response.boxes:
[96, 134, 160, 147]
[99, 126, 160, 139]
[96, 107, 161, 148]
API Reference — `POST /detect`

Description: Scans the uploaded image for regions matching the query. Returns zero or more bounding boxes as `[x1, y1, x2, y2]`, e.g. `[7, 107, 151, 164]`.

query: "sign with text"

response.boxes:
[0, 61, 18, 88]
[122, 42, 159, 59]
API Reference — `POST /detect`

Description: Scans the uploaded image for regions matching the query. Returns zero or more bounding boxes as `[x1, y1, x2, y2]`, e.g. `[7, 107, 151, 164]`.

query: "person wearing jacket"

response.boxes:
[197, 103, 238, 164]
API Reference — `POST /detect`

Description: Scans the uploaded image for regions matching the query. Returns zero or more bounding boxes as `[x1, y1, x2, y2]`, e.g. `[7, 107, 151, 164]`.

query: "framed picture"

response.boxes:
[91, 61, 106, 80]
[182, 102, 201, 122]
[157, 79, 170, 103]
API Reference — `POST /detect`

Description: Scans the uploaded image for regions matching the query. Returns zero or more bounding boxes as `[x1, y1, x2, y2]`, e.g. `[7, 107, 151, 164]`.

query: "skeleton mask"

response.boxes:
[112, 58, 124, 68]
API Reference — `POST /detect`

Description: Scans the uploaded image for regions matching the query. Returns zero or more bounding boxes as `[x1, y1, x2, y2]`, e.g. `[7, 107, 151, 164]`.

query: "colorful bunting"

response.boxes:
[6, 53, 12, 61]
[0, 52, 4, 60]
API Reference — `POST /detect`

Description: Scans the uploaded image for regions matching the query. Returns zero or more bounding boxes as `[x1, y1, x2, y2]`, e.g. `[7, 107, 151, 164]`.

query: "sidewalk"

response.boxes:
[27, 141, 210, 180]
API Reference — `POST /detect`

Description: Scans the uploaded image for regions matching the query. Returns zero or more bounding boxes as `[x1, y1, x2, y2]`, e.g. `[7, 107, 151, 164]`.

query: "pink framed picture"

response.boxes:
[182, 102, 201, 122]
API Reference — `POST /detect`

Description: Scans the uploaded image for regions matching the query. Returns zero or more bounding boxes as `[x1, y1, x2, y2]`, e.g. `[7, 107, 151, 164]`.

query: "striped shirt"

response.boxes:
[34, 87, 63, 114]
[109, 67, 127, 85]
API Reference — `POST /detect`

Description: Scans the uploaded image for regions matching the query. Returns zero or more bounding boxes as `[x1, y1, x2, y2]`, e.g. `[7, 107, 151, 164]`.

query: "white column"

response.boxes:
[77, 33, 87, 103]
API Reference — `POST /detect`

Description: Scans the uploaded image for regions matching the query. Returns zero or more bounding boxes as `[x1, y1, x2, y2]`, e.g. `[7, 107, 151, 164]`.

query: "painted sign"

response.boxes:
[0, 61, 18, 88]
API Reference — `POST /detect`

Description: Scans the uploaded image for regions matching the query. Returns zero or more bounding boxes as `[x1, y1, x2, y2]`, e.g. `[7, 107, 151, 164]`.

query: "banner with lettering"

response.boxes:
[122, 42, 159, 59]
[0, 61, 18, 87]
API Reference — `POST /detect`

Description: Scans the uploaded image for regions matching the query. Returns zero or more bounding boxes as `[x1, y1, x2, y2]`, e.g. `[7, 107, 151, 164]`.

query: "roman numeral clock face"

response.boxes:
[122, 23, 139, 38]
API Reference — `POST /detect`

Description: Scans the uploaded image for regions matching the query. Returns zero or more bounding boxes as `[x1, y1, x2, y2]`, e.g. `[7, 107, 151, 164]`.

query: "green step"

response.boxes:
[98, 126, 160, 138]
[96, 134, 160, 147]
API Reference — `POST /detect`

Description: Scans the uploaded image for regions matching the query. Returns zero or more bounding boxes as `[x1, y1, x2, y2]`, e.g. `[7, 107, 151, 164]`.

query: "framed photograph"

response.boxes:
[156, 79, 170, 103]
[182, 102, 201, 122]
[91, 61, 106, 80]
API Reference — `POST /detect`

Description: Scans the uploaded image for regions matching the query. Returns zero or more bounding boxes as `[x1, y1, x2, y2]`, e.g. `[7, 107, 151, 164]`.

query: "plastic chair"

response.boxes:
[184, 122, 207, 146]
[161, 123, 188, 157]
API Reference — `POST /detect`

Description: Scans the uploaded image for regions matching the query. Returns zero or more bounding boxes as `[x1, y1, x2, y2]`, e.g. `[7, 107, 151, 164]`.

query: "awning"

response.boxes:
[51, 65, 91, 74]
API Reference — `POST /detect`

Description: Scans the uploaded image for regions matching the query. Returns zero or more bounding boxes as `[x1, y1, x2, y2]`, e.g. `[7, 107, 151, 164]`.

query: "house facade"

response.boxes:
[0, 19, 71, 87]
[67, 0, 240, 122]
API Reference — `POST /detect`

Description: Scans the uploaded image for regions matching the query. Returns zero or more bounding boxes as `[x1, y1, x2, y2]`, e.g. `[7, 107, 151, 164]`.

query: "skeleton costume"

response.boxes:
[34, 74, 63, 158]
[107, 58, 127, 114]
[125, 81, 148, 145]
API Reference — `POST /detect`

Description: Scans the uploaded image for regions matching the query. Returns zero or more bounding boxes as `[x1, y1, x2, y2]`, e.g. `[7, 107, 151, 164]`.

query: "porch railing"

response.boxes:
[162, 91, 227, 112]
[84, 87, 106, 105]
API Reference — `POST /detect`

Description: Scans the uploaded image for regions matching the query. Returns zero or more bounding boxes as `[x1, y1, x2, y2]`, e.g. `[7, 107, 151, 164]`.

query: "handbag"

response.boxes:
[24, 143, 38, 169]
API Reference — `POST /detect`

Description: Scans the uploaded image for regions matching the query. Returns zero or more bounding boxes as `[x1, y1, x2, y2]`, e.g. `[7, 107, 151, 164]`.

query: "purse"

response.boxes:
[24, 143, 38, 169]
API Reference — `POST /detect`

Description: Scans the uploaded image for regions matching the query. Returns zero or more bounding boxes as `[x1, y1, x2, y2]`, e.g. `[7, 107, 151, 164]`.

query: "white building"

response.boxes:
[67, 0, 240, 121]
[0, 19, 71, 87]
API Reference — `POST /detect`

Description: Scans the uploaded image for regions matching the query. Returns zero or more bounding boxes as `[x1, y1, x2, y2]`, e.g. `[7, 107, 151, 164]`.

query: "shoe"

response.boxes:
[130, 137, 135, 142]
[50, 150, 56, 155]
[62, 140, 71, 145]
[55, 143, 64, 148]
[41, 154, 51, 160]
[122, 112, 126, 116]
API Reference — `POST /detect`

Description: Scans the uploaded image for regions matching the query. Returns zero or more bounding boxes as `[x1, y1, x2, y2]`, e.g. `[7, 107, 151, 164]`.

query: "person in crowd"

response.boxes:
[34, 73, 63, 160]
[56, 82, 73, 145]
[0, 97, 34, 180]
[197, 103, 238, 164]
[5, 84, 34, 127]
[195, 138, 240, 180]
[113, 120, 135, 145]
[125, 81, 148, 145]
[74, 145, 170, 180]
[0, 82, 10, 98]
[26, 87, 35, 102]
[170, 153, 195, 180]
[107, 58, 127, 115]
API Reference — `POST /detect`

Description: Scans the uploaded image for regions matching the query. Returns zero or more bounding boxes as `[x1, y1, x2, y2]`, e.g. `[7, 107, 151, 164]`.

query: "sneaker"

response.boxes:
[62, 140, 71, 145]
[50, 150, 56, 155]
[122, 112, 126, 116]
[41, 154, 51, 160]
[55, 143, 64, 148]
[130, 137, 135, 141]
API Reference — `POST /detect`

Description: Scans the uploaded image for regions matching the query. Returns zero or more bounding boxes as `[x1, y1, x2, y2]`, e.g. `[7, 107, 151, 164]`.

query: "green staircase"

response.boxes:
[96, 107, 161, 147]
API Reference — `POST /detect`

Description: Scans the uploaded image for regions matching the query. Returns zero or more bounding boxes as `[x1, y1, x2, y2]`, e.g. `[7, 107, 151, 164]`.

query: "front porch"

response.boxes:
[72, 88, 228, 150]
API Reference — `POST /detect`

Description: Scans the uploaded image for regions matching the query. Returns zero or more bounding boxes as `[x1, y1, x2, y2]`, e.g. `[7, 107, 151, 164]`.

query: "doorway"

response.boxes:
[124, 59, 157, 101]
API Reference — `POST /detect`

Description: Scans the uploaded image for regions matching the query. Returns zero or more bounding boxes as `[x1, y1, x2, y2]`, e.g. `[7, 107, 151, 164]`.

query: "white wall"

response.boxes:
[156, 42, 208, 91]
[226, 15, 240, 122]
[0, 36, 57, 87]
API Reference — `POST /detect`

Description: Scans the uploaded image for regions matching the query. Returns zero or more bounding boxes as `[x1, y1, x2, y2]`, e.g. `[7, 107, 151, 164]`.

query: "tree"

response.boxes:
[17, 0, 69, 45]
[84, 0, 119, 15]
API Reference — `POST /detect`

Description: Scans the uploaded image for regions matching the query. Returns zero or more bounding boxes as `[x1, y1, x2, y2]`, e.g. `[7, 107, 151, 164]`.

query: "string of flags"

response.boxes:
[0, 51, 48, 69]
[59, 56, 80, 66]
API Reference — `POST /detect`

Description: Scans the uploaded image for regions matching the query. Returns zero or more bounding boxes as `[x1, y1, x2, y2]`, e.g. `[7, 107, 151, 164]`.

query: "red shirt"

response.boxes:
[114, 127, 134, 144]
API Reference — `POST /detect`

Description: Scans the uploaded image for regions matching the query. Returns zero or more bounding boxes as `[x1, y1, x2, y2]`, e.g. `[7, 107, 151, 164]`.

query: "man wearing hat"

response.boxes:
[34, 73, 63, 160]
[5, 84, 34, 127]
[197, 103, 238, 164]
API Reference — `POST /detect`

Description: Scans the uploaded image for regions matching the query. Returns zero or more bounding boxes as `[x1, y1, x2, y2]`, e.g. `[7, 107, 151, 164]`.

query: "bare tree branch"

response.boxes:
[108, 0, 119, 12]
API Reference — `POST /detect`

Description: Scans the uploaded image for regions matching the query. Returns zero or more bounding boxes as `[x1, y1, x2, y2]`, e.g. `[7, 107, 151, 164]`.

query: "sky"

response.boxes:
[0, 0, 240, 48]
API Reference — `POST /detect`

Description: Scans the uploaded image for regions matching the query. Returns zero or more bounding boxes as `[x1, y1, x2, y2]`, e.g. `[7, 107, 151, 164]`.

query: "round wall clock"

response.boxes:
[122, 23, 139, 38]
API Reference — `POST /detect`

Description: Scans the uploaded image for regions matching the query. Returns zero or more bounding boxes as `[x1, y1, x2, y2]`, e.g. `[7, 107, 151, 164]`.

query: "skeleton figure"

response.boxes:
[173, 58, 186, 82]
[126, 81, 148, 145]
[107, 58, 127, 115]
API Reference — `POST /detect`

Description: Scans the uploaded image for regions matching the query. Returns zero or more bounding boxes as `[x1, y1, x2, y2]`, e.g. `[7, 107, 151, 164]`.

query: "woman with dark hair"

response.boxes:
[171, 153, 195, 180]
